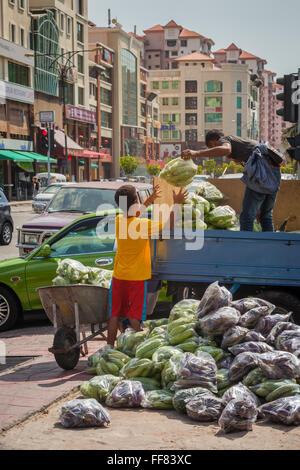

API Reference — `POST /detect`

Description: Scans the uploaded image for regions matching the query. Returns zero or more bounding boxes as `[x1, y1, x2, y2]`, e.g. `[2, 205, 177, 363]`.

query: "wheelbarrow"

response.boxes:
[37, 285, 109, 371]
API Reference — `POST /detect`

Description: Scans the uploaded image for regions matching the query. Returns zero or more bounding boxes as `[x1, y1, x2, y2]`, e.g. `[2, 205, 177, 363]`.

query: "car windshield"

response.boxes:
[43, 185, 63, 194]
[47, 187, 118, 213]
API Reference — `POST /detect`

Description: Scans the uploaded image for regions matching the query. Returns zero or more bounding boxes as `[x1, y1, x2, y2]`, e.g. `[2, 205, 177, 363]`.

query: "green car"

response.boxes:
[0, 210, 121, 332]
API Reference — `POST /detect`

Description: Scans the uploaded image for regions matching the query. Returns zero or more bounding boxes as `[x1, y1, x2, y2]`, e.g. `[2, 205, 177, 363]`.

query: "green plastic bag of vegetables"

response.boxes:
[196, 346, 228, 363]
[128, 377, 161, 392]
[117, 329, 149, 357]
[135, 337, 169, 360]
[172, 387, 211, 414]
[120, 358, 156, 379]
[141, 390, 174, 410]
[159, 157, 198, 188]
[250, 379, 297, 398]
[176, 337, 199, 353]
[152, 346, 182, 370]
[216, 369, 232, 392]
[206, 206, 237, 229]
[162, 354, 184, 390]
[80, 375, 121, 402]
[195, 182, 224, 202]
[242, 368, 267, 387]
[144, 318, 169, 331]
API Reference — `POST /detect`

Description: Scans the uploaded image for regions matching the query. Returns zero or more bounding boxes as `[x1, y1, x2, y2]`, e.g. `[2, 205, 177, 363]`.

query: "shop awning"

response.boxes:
[15, 151, 57, 164]
[91, 163, 99, 169]
[0, 150, 34, 162]
[82, 149, 112, 162]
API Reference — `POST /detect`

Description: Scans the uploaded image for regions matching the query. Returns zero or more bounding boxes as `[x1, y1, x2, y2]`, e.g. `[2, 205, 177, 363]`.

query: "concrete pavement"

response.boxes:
[0, 323, 104, 431]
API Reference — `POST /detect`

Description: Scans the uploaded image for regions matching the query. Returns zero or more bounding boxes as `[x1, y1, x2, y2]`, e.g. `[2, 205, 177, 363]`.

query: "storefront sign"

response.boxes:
[67, 105, 97, 124]
[0, 80, 34, 105]
[0, 139, 33, 151]
[161, 124, 175, 130]
[39, 111, 55, 123]
[0, 38, 34, 67]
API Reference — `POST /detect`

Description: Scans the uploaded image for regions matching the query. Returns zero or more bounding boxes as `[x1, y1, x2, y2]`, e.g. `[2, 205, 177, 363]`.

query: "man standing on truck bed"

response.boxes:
[182, 130, 284, 232]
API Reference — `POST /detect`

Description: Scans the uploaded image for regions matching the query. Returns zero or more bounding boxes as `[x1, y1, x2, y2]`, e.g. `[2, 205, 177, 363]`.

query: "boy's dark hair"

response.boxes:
[115, 185, 138, 212]
[205, 130, 225, 146]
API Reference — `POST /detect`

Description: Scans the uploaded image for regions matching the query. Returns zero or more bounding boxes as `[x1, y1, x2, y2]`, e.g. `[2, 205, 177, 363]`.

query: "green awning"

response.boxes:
[91, 163, 99, 169]
[79, 160, 85, 165]
[16, 162, 34, 172]
[15, 151, 57, 164]
[0, 150, 34, 162]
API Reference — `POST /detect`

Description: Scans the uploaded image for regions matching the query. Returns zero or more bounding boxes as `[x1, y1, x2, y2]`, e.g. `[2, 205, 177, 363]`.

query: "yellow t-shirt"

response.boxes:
[113, 214, 162, 281]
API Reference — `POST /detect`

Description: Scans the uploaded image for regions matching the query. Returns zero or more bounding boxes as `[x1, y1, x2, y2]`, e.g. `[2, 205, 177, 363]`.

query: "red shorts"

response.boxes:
[108, 277, 148, 321]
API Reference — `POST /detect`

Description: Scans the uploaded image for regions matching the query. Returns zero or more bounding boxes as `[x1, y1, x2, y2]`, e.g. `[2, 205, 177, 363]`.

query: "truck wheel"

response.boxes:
[53, 327, 80, 370]
[257, 290, 300, 325]
[172, 286, 195, 305]
[0, 286, 20, 332]
[0, 222, 12, 245]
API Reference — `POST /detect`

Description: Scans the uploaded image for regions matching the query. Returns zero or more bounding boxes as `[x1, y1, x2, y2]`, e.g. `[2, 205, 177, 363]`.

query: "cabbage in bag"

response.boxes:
[141, 390, 174, 410]
[195, 182, 224, 202]
[159, 157, 198, 187]
[80, 375, 121, 402]
[206, 206, 237, 229]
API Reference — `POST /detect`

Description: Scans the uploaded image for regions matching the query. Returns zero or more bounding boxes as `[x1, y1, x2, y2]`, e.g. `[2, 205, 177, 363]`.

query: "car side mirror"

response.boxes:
[38, 244, 51, 258]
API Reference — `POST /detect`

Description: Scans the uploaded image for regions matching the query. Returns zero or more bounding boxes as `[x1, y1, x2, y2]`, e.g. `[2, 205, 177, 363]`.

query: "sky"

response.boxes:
[88, 0, 300, 77]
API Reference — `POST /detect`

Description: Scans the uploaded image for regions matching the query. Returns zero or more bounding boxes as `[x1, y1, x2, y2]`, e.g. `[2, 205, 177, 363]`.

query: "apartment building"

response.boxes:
[89, 22, 161, 177]
[260, 70, 288, 151]
[143, 20, 214, 71]
[0, 0, 35, 199]
[149, 52, 260, 161]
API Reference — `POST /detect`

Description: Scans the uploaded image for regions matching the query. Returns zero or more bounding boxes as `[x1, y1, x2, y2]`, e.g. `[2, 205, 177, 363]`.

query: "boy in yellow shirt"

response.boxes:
[107, 184, 187, 346]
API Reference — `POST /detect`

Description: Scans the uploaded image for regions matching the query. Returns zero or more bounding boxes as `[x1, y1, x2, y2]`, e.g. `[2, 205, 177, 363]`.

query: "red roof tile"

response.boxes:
[175, 51, 214, 62]
[226, 43, 240, 51]
[240, 50, 267, 63]
[143, 24, 164, 33]
[179, 28, 204, 39]
[164, 20, 182, 29]
[214, 49, 226, 54]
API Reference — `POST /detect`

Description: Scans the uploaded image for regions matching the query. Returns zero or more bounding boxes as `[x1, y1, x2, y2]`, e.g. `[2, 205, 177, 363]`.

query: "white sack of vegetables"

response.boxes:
[159, 157, 198, 188]
[206, 206, 238, 229]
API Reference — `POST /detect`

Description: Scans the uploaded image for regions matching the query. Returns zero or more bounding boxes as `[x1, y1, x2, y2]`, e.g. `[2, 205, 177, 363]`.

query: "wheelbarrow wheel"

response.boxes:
[53, 327, 80, 370]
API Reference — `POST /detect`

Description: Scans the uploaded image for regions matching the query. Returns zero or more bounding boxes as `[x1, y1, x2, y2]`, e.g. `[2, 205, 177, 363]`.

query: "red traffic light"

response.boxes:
[68, 156, 72, 161]
[41, 130, 48, 136]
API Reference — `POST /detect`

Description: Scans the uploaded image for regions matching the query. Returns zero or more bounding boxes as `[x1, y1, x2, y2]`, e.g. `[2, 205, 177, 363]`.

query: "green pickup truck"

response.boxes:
[0, 210, 123, 331]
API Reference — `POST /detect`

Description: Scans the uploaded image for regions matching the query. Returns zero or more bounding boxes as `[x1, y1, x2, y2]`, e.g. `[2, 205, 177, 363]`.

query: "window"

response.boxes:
[77, 22, 84, 42]
[153, 108, 158, 120]
[185, 129, 197, 142]
[171, 51, 178, 56]
[185, 113, 197, 125]
[205, 80, 223, 92]
[162, 130, 170, 139]
[18, 0, 25, 9]
[20, 27, 25, 47]
[50, 217, 116, 256]
[162, 114, 169, 122]
[172, 130, 179, 139]
[185, 97, 197, 110]
[77, 0, 83, 15]
[8, 61, 29, 86]
[172, 97, 179, 106]
[152, 81, 159, 89]
[89, 83, 96, 99]
[171, 113, 179, 123]
[67, 17, 71, 35]
[148, 55, 151, 59]
[185, 80, 197, 93]
[205, 96, 222, 108]
[140, 83, 146, 98]
[171, 62, 178, 69]
[155, 54, 160, 57]
[237, 80, 242, 93]
[205, 113, 223, 123]
[181, 40, 187, 47]
[167, 40, 176, 47]
[237, 96, 242, 109]
[101, 111, 111, 128]
[237, 113, 242, 137]
[78, 86, 84, 105]
[165, 51, 169, 58]
[162, 81, 169, 89]
[60, 13, 64, 31]
[10, 23, 16, 43]
[77, 55, 84, 74]
[172, 81, 179, 89]
[162, 98, 169, 106]
[141, 103, 146, 116]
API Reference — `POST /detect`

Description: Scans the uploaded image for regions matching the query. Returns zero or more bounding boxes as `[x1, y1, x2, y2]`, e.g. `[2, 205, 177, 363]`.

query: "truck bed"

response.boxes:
[151, 230, 300, 287]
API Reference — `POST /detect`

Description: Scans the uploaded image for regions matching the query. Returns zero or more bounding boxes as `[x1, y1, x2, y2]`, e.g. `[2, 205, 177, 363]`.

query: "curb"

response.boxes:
[0, 384, 81, 433]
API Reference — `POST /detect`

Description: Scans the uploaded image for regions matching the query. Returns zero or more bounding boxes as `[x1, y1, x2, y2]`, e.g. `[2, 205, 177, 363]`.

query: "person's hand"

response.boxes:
[148, 184, 161, 204]
[181, 149, 199, 160]
[173, 188, 188, 205]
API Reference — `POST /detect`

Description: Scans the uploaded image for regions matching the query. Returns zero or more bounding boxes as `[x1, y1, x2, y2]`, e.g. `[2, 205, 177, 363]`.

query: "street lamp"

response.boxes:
[26, 47, 102, 175]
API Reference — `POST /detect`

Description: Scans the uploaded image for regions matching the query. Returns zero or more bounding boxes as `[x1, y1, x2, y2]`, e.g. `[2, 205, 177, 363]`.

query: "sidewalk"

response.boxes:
[10, 201, 33, 213]
[0, 323, 103, 431]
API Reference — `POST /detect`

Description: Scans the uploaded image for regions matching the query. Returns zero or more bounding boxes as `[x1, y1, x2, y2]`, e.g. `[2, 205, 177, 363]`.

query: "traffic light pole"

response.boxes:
[47, 124, 51, 186]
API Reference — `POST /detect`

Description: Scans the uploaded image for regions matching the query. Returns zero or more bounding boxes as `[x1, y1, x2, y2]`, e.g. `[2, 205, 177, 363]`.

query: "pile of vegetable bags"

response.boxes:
[75, 280, 300, 431]
[52, 258, 113, 289]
